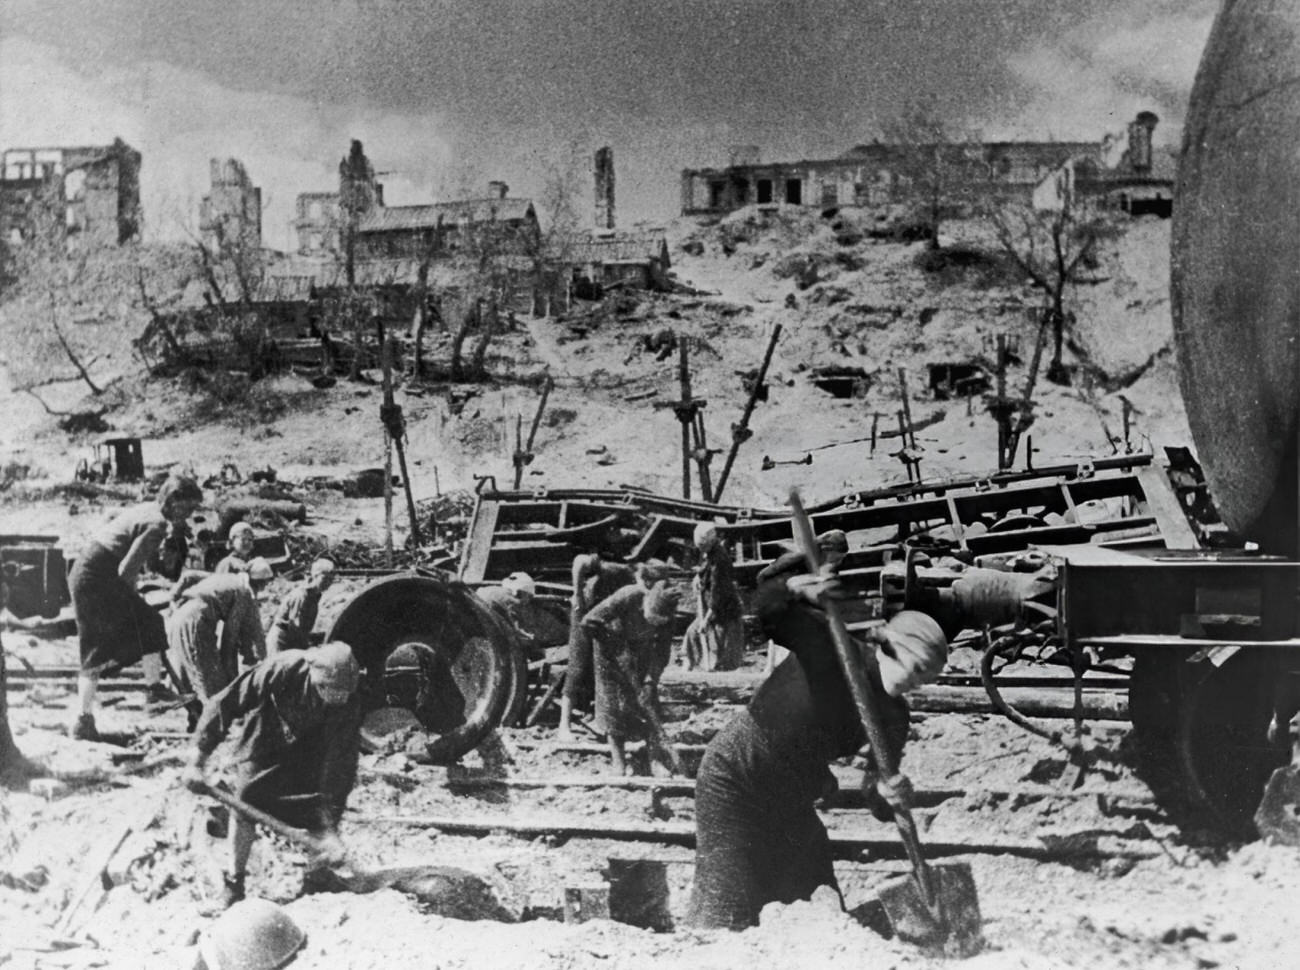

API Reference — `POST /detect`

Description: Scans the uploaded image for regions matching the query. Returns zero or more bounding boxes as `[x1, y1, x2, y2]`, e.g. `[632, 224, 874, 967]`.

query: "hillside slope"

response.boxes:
[0, 208, 1185, 531]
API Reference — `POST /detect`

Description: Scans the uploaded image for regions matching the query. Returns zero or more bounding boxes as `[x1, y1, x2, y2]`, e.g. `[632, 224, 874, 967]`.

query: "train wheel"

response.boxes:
[327, 574, 514, 764]
[1129, 647, 1284, 836]
[1177, 649, 1284, 836]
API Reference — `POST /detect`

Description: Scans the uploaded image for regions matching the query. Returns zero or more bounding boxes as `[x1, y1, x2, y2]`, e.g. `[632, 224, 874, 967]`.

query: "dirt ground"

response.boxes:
[4, 210, 1298, 968]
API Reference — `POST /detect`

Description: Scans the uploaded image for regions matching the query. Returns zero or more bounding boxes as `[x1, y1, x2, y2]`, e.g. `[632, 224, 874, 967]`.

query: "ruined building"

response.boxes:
[680, 111, 1173, 219]
[354, 180, 539, 261]
[0, 139, 142, 247]
[594, 147, 615, 230]
[292, 141, 538, 261]
[199, 157, 262, 255]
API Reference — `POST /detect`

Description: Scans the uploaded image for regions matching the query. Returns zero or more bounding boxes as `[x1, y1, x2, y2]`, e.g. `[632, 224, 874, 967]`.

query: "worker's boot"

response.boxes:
[69, 714, 99, 742]
[144, 683, 181, 715]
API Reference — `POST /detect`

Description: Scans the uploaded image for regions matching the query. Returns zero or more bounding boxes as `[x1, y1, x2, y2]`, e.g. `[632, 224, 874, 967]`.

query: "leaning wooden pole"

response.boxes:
[677, 339, 693, 499]
[381, 337, 423, 550]
[714, 322, 782, 503]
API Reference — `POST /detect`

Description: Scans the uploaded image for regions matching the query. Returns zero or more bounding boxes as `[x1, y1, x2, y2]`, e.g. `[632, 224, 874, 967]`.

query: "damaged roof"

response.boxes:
[552, 230, 670, 266]
[358, 197, 537, 233]
[180, 272, 315, 309]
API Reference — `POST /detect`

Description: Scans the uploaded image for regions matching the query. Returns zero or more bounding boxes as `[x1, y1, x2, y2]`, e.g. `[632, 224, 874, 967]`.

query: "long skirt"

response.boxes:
[167, 601, 236, 700]
[592, 638, 646, 738]
[687, 710, 840, 930]
[563, 602, 595, 708]
[71, 546, 166, 674]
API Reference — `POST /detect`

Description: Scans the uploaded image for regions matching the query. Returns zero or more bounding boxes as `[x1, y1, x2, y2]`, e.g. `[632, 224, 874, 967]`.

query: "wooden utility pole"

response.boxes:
[380, 337, 424, 551]
[677, 340, 694, 499]
[654, 337, 707, 499]
[988, 334, 1014, 471]
[513, 376, 554, 489]
[381, 342, 396, 565]
[897, 368, 918, 450]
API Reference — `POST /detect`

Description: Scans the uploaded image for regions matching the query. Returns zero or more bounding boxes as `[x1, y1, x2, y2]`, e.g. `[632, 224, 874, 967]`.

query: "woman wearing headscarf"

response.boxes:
[687, 532, 949, 929]
[69, 474, 204, 741]
[167, 558, 274, 705]
[266, 558, 336, 655]
[183, 641, 363, 908]
[559, 550, 636, 740]
[682, 523, 746, 672]
[580, 562, 681, 776]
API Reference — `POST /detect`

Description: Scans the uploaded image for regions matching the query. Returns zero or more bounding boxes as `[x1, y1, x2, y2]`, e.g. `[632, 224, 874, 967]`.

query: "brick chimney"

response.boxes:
[487, 180, 509, 199]
[1128, 111, 1159, 172]
[594, 147, 615, 230]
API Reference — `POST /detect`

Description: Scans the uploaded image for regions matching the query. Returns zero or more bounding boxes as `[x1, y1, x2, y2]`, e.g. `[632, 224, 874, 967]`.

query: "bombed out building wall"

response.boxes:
[680, 112, 1173, 218]
[199, 157, 263, 255]
[0, 138, 142, 247]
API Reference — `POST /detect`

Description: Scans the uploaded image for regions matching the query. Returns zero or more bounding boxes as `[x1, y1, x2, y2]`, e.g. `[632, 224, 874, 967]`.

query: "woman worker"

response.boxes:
[687, 532, 949, 929]
[69, 474, 204, 741]
[682, 523, 745, 672]
[168, 558, 274, 705]
[580, 563, 681, 777]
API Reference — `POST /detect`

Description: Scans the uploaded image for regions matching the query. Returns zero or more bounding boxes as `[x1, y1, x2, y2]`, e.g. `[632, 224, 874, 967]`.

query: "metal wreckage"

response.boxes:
[320, 441, 1290, 841]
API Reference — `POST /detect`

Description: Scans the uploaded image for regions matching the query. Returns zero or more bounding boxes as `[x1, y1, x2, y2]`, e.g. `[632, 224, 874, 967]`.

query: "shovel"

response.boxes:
[194, 782, 516, 915]
[789, 489, 983, 957]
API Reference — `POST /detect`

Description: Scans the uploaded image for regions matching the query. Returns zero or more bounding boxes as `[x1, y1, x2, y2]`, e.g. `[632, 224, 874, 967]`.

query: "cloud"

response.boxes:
[992, 9, 1215, 142]
[0, 36, 453, 248]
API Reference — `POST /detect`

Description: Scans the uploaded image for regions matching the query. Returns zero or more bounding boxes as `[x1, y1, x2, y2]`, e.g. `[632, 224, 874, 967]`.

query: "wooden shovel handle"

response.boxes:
[198, 782, 325, 854]
[787, 489, 936, 903]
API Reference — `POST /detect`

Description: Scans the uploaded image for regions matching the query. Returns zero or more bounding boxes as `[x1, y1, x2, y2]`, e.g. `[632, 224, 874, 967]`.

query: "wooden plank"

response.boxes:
[1135, 465, 1200, 549]
[458, 499, 500, 583]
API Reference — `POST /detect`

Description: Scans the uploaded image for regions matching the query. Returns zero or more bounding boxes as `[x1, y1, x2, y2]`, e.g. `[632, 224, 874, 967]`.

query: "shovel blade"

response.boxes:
[878, 862, 983, 958]
[1255, 766, 1300, 845]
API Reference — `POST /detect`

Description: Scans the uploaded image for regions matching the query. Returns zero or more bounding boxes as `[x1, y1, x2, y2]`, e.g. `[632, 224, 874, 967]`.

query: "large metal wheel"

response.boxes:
[1129, 647, 1284, 836]
[327, 573, 514, 763]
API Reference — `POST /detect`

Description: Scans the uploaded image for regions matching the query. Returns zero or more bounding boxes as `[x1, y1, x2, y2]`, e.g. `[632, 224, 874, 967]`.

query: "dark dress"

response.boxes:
[193, 650, 361, 833]
[687, 551, 911, 930]
[70, 504, 169, 674]
[564, 560, 635, 708]
[168, 574, 266, 700]
[581, 584, 667, 737]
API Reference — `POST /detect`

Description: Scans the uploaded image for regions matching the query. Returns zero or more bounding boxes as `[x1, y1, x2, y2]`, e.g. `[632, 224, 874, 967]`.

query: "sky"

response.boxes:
[0, 0, 1218, 250]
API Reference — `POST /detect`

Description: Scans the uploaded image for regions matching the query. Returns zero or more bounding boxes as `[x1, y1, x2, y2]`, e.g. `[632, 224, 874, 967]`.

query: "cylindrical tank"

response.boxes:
[1172, 0, 1300, 550]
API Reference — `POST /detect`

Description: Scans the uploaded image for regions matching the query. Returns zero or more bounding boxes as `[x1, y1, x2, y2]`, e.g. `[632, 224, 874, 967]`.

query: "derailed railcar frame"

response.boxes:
[453, 450, 1295, 831]
[457, 452, 1185, 596]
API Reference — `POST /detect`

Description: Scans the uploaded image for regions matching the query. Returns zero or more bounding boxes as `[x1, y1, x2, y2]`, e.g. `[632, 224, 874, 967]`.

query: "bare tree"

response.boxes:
[4, 188, 113, 403]
[189, 221, 279, 379]
[408, 217, 446, 378]
[526, 140, 586, 315]
[987, 187, 1114, 384]
[878, 95, 982, 248]
[450, 209, 532, 380]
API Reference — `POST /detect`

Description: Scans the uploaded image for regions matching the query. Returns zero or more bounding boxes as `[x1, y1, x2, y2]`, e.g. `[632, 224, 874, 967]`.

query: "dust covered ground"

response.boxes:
[4, 211, 1299, 968]
[4, 638, 1300, 970]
